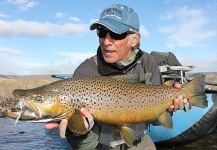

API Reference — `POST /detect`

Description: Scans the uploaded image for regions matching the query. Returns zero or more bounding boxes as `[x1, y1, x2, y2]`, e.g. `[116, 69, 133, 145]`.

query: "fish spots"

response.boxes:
[18, 74, 189, 127]
[76, 99, 80, 103]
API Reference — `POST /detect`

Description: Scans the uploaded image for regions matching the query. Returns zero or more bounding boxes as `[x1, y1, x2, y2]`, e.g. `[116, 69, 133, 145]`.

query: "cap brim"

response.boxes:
[90, 18, 130, 34]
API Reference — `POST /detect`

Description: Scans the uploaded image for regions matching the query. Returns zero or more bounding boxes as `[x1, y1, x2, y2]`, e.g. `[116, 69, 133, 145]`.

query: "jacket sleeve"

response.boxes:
[150, 63, 163, 85]
[73, 56, 101, 77]
[66, 125, 100, 150]
[141, 52, 163, 85]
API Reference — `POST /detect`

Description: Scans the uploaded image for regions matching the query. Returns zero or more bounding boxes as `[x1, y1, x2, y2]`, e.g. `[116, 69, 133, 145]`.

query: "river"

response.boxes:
[0, 117, 216, 150]
[0, 118, 71, 150]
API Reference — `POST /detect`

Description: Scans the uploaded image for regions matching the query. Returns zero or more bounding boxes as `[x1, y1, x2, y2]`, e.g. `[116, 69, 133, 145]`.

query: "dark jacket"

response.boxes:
[66, 47, 162, 150]
[73, 47, 162, 85]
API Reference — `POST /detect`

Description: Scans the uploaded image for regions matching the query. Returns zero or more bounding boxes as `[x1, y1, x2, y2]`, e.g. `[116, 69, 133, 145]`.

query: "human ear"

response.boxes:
[131, 33, 140, 48]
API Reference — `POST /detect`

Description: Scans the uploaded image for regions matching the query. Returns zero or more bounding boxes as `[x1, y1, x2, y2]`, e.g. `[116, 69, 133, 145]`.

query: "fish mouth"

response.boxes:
[4, 99, 57, 123]
[4, 100, 43, 121]
[4, 108, 38, 120]
[5, 98, 72, 123]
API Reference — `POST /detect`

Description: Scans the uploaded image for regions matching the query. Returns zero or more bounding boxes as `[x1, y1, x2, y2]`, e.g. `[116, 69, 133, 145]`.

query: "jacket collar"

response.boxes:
[96, 46, 144, 75]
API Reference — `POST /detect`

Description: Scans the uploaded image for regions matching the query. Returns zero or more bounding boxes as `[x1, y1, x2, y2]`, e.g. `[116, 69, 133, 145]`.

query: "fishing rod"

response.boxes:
[205, 82, 217, 86]
[51, 75, 71, 79]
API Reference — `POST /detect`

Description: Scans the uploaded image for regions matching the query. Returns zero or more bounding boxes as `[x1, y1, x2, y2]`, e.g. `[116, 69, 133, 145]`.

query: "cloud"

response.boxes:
[6, 0, 39, 11]
[179, 54, 217, 72]
[0, 46, 28, 74]
[0, 47, 24, 74]
[0, 13, 10, 19]
[176, 52, 217, 72]
[0, 46, 23, 55]
[35, 51, 95, 75]
[54, 12, 82, 24]
[90, 19, 98, 24]
[164, 0, 177, 3]
[57, 52, 95, 64]
[159, 13, 174, 21]
[69, 17, 81, 22]
[158, 6, 216, 49]
[140, 24, 149, 37]
[0, 19, 89, 37]
[206, 2, 217, 10]
[0, 47, 95, 75]
[33, 52, 95, 75]
[55, 12, 66, 19]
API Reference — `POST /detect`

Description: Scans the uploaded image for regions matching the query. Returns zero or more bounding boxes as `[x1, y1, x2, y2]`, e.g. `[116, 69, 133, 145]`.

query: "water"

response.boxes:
[0, 118, 71, 150]
[0, 117, 216, 150]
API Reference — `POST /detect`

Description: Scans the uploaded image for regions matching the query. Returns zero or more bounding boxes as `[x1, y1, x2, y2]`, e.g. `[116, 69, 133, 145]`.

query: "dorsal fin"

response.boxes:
[164, 80, 174, 87]
[111, 74, 140, 83]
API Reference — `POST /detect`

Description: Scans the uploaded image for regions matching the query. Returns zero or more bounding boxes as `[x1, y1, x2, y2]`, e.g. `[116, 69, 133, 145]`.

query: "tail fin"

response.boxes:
[183, 75, 208, 108]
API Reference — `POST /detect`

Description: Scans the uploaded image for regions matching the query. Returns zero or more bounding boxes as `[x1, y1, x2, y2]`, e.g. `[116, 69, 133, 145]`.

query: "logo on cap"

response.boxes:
[102, 6, 122, 19]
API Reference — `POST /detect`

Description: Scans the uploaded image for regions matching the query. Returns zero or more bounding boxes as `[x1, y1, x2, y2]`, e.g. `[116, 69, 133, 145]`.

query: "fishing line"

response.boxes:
[15, 100, 25, 125]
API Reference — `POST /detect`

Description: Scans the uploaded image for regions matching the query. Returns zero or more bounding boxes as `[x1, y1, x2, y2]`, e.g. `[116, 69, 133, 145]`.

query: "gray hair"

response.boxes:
[127, 28, 140, 49]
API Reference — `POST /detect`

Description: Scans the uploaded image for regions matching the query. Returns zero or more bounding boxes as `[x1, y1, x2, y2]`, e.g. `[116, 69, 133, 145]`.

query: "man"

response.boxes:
[45, 4, 185, 150]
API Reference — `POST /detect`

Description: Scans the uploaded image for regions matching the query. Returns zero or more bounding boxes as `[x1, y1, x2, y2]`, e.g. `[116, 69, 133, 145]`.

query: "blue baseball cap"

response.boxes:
[90, 4, 140, 34]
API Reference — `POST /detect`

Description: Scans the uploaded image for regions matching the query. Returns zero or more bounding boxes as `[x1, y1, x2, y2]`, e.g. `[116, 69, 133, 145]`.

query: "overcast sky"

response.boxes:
[0, 0, 216, 75]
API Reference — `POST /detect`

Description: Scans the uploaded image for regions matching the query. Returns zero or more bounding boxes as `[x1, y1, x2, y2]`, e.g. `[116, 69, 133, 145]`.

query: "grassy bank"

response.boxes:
[0, 76, 57, 111]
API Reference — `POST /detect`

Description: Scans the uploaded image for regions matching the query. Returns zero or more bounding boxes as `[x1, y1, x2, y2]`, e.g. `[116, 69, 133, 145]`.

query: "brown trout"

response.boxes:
[5, 74, 207, 147]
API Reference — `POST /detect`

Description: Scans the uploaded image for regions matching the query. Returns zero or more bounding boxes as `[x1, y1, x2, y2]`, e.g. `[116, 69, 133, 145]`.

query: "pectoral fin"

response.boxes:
[113, 127, 121, 138]
[67, 109, 88, 135]
[157, 111, 173, 129]
[119, 126, 136, 147]
[151, 111, 173, 129]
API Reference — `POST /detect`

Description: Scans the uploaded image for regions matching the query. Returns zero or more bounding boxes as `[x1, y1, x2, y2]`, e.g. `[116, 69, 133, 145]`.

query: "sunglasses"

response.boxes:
[96, 27, 135, 40]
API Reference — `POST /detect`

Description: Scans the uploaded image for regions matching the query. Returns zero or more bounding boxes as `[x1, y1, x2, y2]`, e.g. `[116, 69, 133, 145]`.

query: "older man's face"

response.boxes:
[98, 28, 135, 64]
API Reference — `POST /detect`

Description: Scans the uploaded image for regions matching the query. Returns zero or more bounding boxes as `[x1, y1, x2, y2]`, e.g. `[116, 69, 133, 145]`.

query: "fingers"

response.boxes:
[86, 115, 94, 130]
[174, 83, 182, 89]
[81, 107, 94, 131]
[168, 105, 175, 112]
[169, 94, 185, 112]
[44, 120, 68, 138]
[44, 122, 59, 130]
[184, 98, 191, 112]
[173, 97, 180, 108]
[80, 107, 91, 118]
[170, 83, 184, 112]
[178, 95, 184, 110]
[45, 108, 94, 138]
[172, 95, 191, 112]
[59, 119, 68, 138]
[169, 97, 179, 112]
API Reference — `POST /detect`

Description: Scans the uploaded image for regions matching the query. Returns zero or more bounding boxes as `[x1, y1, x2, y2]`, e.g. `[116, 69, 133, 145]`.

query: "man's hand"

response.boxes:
[44, 108, 94, 138]
[167, 83, 191, 112]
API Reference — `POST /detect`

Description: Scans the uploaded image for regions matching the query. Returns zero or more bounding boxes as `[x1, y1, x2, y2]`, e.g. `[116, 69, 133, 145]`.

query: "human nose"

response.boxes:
[102, 33, 113, 45]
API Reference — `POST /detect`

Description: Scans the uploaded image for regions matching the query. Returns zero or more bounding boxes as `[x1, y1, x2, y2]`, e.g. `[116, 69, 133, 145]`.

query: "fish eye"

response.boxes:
[35, 96, 42, 102]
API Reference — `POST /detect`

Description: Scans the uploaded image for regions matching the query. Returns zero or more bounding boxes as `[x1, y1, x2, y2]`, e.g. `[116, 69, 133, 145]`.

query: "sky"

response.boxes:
[0, 0, 217, 75]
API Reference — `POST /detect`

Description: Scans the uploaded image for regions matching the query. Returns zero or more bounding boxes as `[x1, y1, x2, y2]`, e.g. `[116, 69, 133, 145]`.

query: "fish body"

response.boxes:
[5, 74, 207, 147]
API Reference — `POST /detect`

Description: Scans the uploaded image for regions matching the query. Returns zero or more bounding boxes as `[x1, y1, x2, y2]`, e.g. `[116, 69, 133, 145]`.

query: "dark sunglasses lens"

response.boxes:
[97, 28, 127, 40]
[110, 32, 127, 40]
[97, 28, 107, 38]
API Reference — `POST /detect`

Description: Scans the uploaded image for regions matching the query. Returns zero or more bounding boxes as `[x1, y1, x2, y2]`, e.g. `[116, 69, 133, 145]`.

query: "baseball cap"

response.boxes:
[90, 4, 140, 34]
